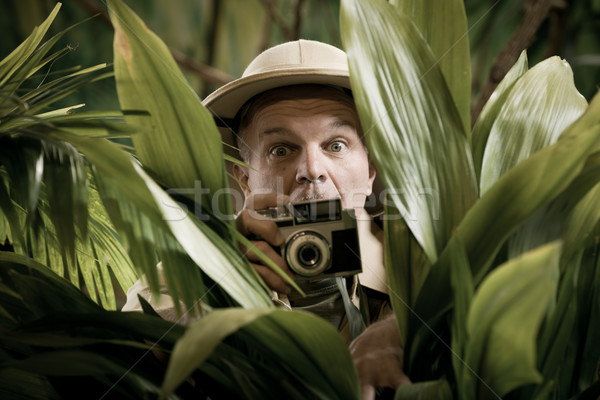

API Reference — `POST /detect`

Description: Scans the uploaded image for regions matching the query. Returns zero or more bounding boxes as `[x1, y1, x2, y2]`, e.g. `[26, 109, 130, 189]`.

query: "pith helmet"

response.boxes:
[203, 39, 350, 123]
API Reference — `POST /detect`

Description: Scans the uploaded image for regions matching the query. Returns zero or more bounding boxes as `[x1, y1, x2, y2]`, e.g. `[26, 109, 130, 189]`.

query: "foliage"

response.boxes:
[0, 0, 599, 399]
[0, 3, 137, 310]
[341, 1, 600, 400]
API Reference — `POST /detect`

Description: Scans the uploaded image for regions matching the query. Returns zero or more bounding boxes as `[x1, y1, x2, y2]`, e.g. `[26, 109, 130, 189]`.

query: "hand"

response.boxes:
[349, 314, 411, 400]
[236, 192, 296, 295]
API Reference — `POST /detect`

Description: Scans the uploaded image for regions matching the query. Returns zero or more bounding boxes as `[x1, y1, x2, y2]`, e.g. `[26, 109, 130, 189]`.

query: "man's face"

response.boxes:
[233, 85, 376, 209]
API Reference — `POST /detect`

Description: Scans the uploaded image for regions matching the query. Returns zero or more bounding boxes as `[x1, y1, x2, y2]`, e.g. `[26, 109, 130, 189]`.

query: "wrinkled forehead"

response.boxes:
[239, 84, 358, 130]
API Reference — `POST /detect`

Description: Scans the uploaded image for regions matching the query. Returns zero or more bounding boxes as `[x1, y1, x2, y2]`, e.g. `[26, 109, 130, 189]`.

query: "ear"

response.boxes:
[366, 159, 377, 196]
[233, 164, 251, 198]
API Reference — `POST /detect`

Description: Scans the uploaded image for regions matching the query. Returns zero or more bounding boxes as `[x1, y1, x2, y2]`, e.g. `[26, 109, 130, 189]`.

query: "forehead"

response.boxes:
[240, 84, 358, 129]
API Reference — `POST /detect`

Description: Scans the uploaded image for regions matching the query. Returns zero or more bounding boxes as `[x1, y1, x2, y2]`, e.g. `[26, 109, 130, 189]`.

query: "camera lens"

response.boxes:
[284, 231, 331, 277]
[298, 243, 321, 267]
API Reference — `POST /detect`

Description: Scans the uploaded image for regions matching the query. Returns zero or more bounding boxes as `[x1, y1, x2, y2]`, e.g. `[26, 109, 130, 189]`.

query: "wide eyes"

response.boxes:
[268, 141, 347, 157]
[329, 141, 346, 153]
[270, 145, 291, 157]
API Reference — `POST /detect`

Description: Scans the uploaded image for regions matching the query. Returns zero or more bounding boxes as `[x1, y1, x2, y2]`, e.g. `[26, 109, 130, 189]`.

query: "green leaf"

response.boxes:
[393, 379, 453, 400]
[383, 204, 431, 343]
[137, 164, 273, 308]
[0, 174, 26, 249]
[41, 141, 89, 277]
[531, 256, 577, 400]
[0, 367, 61, 400]
[108, 0, 232, 219]
[461, 94, 600, 282]
[0, 251, 101, 319]
[480, 57, 588, 194]
[341, 0, 477, 263]
[412, 124, 600, 351]
[391, 0, 472, 136]
[447, 235, 474, 400]
[465, 242, 560, 397]
[563, 180, 600, 264]
[239, 309, 360, 400]
[472, 51, 528, 181]
[52, 130, 271, 309]
[576, 244, 600, 394]
[0, 3, 60, 87]
[161, 308, 273, 396]
[163, 308, 360, 399]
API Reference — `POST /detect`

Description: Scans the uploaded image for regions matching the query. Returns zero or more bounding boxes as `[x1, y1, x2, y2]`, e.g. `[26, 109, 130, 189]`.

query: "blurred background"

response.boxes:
[2, 0, 599, 116]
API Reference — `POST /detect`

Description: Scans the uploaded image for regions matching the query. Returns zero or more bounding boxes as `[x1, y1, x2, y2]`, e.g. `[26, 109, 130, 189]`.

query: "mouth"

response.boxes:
[289, 187, 330, 203]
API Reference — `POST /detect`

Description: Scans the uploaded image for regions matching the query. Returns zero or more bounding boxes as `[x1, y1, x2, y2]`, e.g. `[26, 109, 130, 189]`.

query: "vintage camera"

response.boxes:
[256, 198, 362, 280]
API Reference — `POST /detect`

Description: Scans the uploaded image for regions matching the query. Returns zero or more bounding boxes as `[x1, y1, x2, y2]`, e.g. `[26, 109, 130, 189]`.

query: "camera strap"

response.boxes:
[336, 276, 365, 340]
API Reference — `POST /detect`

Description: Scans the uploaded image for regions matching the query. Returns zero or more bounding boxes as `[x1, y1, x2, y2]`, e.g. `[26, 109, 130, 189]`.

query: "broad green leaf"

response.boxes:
[447, 235, 474, 400]
[3, 349, 166, 397]
[563, 180, 600, 264]
[506, 156, 600, 261]
[0, 252, 100, 318]
[480, 57, 588, 194]
[0, 367, 61, 400]
[137, 163, 272, 308]
[393, 379, 453, 399]
[162, 308, 273, 396]
[239, 309, 360, 400]
[576, 244, 600, 394]
[391, 0, 472, 136]
[461, 94, 600, 282]
[197, 341, 316, 400]
[383, 204, 431, 343]
[531, 256, 577, 400]
[177, 309, 360, 399]
[472, 51, 528, 181]
[109, 0, 232, 219]
[341, 0, 477, 263]
[410, 95, 600, 366]
[465, 242, 560, 397]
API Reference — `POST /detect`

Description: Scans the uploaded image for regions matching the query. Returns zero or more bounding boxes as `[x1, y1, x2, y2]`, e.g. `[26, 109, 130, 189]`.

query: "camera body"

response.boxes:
[256, 198, 362, 280]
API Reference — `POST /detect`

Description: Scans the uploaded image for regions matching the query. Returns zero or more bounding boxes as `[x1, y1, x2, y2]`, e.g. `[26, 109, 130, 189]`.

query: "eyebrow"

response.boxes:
[261, 127, 294, 136]
[260, 118, 356, 137]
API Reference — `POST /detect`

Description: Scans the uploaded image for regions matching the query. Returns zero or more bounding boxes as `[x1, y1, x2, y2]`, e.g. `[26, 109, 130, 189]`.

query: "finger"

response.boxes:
[361, 385, 376, 400]
[253, 263, 293, 294]
[237, 209, 285, 246]
[242, 241, 295, 290]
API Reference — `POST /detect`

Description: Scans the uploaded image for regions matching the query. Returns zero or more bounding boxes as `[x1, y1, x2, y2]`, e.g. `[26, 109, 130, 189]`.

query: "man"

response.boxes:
[204, 39, 389, 330]
[124, 39, 407, 398]
[204, 39, 409, 398]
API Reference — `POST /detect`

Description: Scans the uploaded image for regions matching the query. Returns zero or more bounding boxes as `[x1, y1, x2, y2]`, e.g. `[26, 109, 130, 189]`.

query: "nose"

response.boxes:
[296, 146, 327, 184]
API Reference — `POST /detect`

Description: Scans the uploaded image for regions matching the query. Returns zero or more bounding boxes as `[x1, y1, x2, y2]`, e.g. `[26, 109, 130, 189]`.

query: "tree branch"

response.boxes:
[259, 0, 293, 41]
[471, 0, 553, 125]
